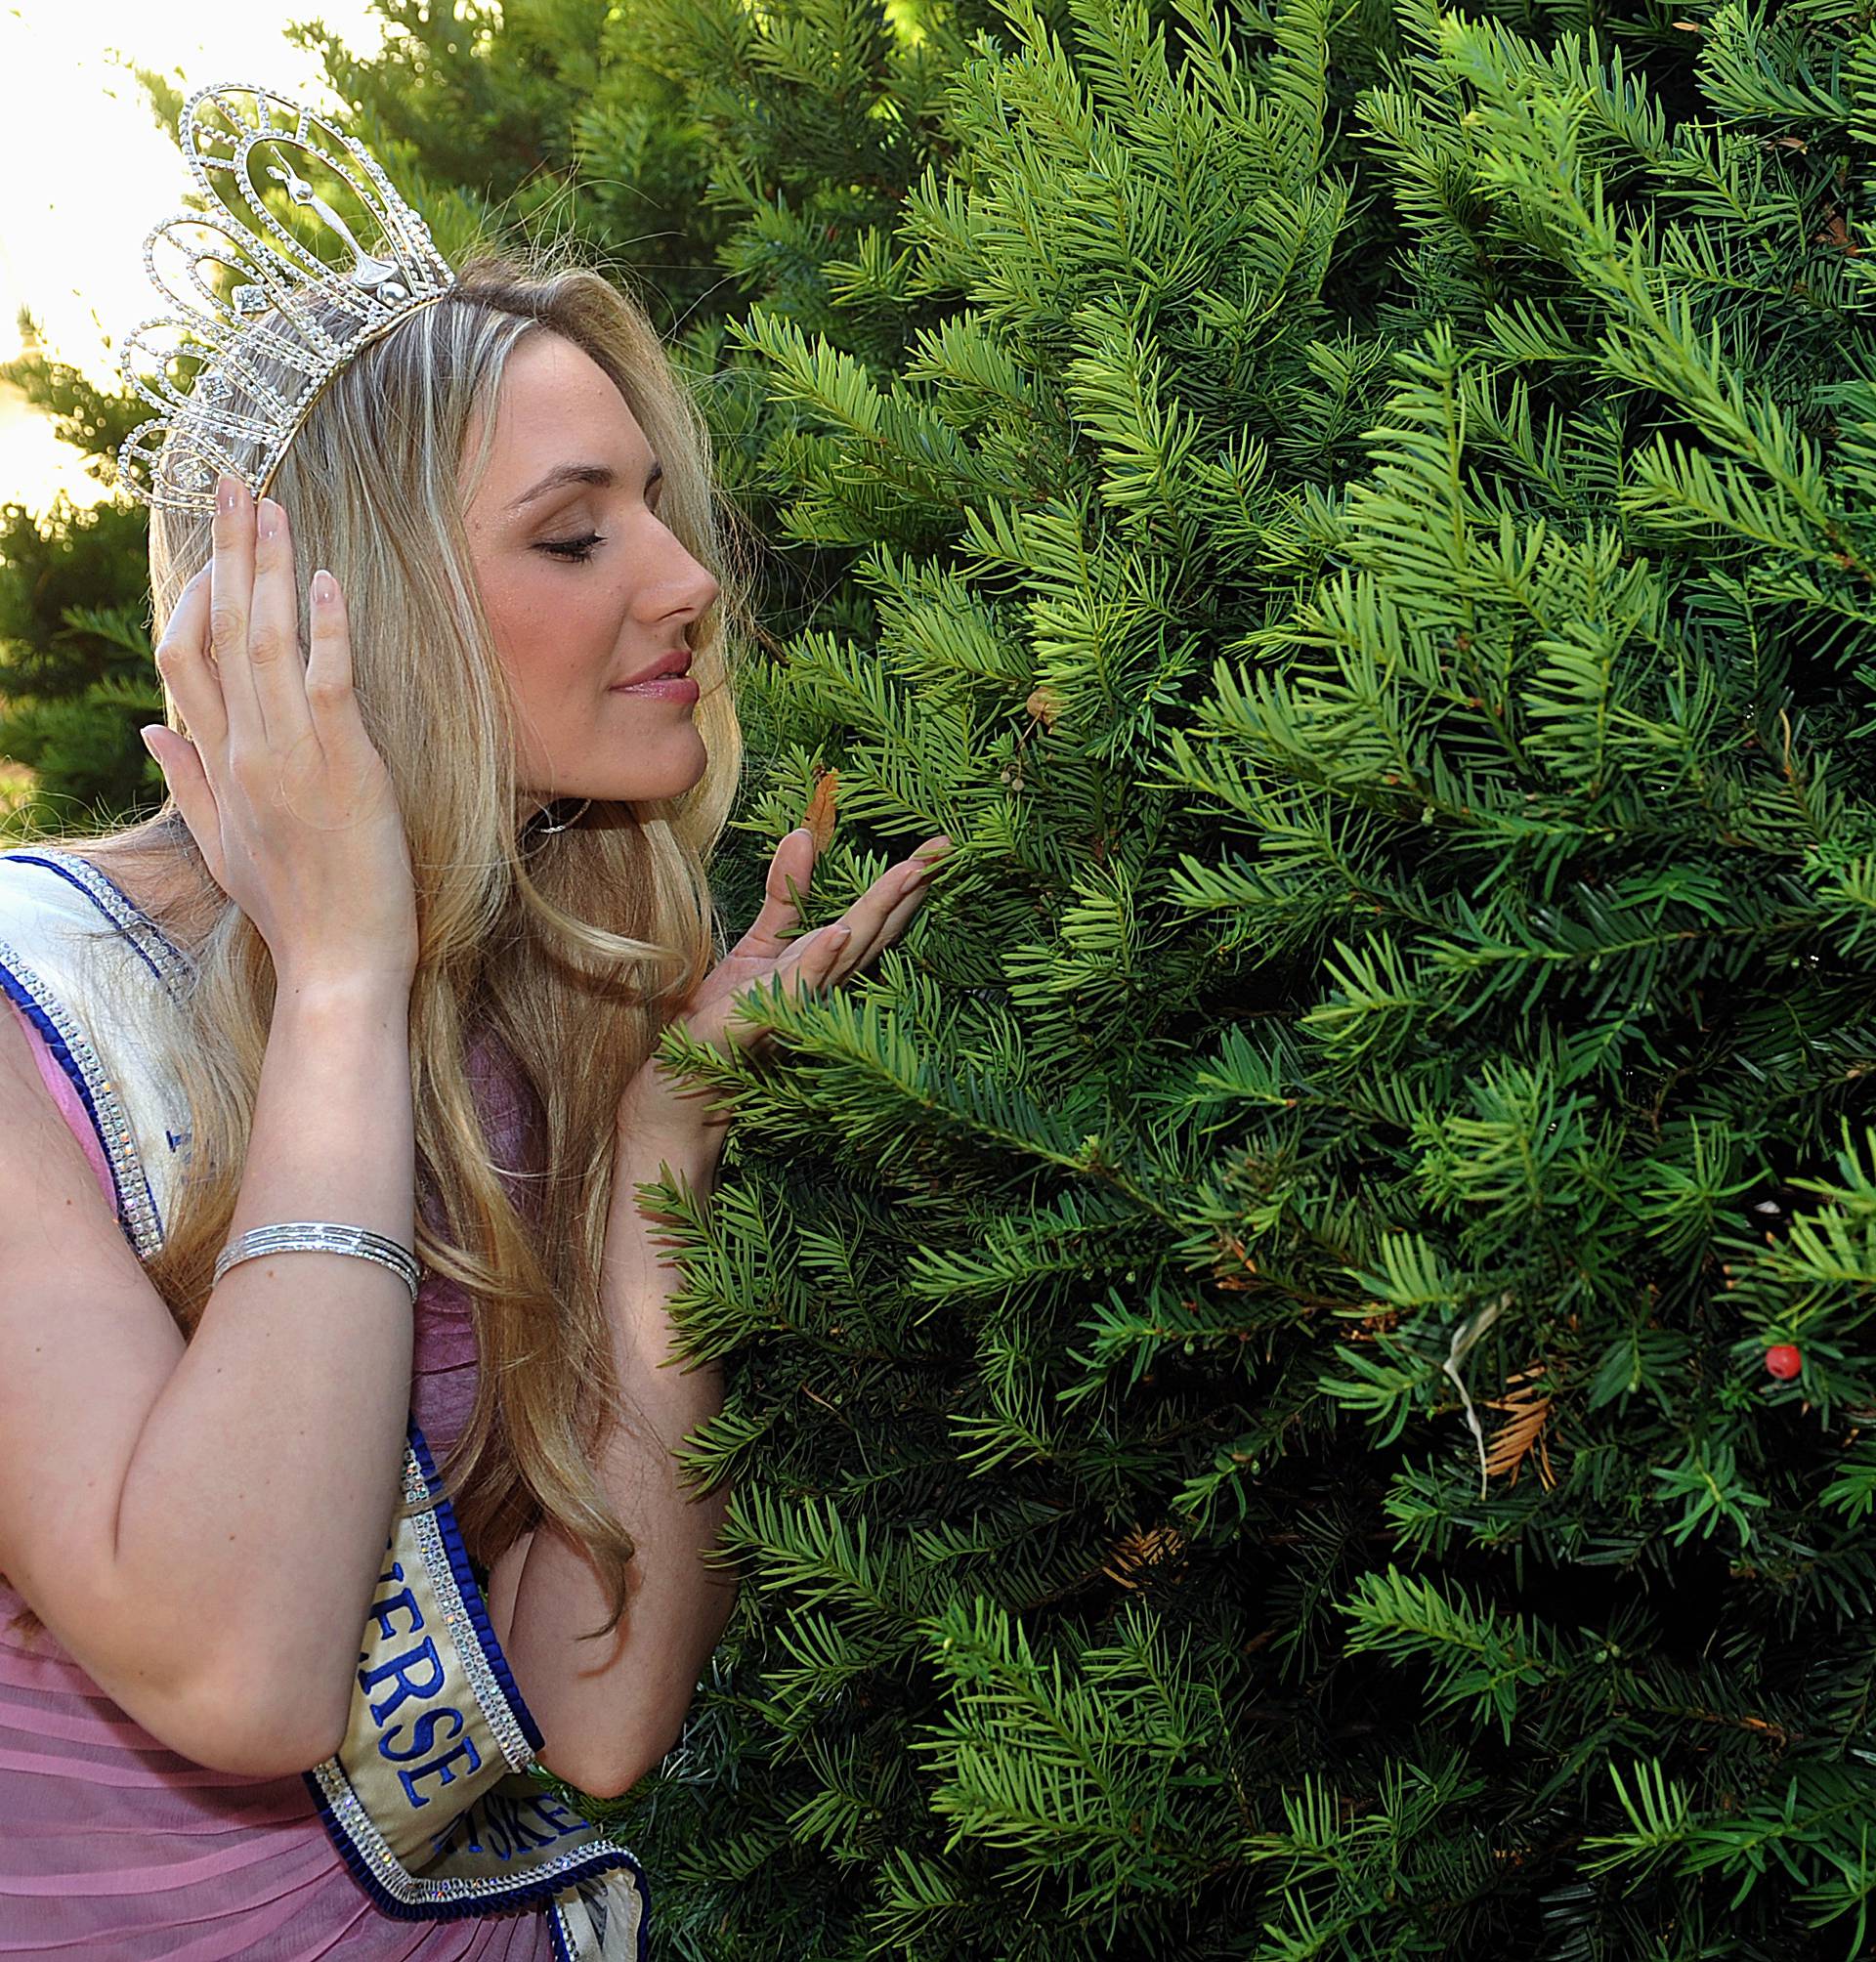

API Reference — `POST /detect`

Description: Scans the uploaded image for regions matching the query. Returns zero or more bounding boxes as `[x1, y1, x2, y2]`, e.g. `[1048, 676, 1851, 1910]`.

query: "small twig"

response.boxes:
[1442, 1293, 1511, 1497]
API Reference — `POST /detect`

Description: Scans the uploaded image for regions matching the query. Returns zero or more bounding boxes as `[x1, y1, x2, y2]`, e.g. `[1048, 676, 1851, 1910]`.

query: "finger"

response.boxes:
[151, 567, 230, 757]
[722, 833, 814, 960]
[798, 837, 951, 974]
[141, 726, 224, 885]
[779, 923, 852, 990]
[208, 473, 267, 750]
[824, 874, 933, 984]
[246, 497, 315, 748]
[727, 828, 818, 962]
[302, 569, 361, 749]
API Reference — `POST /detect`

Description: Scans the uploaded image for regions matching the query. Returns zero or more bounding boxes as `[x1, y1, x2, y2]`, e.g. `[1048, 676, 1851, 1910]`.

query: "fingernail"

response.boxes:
[826, 924, 852, 945]
[312, 569, 336, 605]
[216, 474, 240, 515]
[257, 497, 279, 541]
[138, 727, 160, 760]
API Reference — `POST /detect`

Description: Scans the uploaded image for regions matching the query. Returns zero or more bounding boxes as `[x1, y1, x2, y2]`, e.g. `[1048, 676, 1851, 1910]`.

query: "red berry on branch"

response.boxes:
[1765, 1344, 1804, 1381]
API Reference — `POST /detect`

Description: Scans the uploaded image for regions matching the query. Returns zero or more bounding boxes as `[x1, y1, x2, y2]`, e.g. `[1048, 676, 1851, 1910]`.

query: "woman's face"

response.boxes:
[460, 330, 719, 816]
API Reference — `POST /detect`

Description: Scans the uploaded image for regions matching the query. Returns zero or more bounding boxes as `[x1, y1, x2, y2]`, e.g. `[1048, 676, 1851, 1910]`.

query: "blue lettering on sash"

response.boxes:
[361, 1556, 484, 1811]
[533, 1796, 581, 1836]
[378, 1706, 466, 1763]
[397, 1733, 483, 1807]
[368, 1584, 423, 1641]
[428, 1791, 586, 1861]
[359, 1636, 448, 1723]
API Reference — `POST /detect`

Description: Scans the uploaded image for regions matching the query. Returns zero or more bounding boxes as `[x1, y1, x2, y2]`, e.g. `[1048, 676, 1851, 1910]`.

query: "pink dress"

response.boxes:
[0, 1000, 559, 1959]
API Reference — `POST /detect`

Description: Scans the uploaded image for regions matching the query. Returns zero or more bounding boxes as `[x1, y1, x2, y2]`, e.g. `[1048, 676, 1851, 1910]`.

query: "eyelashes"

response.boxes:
[538, 533, 605, 563]
[536, 497, 665, 565]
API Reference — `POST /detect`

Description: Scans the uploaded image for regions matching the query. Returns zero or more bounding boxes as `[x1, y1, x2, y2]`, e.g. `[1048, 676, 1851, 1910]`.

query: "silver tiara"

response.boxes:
[116, 81, 459, 515]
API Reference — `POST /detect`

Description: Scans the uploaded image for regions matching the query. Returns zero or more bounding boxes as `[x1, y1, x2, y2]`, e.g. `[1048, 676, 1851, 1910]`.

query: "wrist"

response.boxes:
[617, 1078, 728, 1160]
[273, 966, 413, 1016]
[614, 1115, 723, 1181]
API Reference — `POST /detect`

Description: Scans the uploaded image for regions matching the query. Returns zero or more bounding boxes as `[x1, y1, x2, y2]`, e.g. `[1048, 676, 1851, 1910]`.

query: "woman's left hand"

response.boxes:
[617, 827, 953, 1156]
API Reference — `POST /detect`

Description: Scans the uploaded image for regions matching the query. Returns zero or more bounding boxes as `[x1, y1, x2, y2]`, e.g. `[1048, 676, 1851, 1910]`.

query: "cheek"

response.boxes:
[484, 564, 619, 688]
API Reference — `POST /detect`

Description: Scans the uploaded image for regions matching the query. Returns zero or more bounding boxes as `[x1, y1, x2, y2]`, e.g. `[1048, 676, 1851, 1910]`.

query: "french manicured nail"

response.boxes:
[216, 474, 239, 515]
[138, 727, 159, 759]
[312, 569, 336, 605]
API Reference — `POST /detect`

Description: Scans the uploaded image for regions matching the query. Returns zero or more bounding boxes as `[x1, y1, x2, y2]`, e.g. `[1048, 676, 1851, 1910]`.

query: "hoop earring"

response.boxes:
[533, 796, 591, 835]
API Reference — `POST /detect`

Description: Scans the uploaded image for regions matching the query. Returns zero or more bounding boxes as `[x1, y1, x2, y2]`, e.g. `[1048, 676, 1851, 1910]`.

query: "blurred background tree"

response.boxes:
[0, 322, 164, 832]
[0, 0, 974, 831]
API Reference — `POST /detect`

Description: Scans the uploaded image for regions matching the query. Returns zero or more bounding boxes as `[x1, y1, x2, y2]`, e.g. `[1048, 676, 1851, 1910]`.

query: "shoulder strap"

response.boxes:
[0, 850, 192, 1256]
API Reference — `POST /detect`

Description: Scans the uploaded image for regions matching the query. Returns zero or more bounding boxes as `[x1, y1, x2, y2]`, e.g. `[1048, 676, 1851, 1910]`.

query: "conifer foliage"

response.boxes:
[11, 0, 1876, 1949]
[600, 0, 1876, 1954]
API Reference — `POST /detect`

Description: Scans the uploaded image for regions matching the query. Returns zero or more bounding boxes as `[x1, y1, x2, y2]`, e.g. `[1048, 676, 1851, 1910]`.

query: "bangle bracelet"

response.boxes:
[213, 1222, 422, 1304]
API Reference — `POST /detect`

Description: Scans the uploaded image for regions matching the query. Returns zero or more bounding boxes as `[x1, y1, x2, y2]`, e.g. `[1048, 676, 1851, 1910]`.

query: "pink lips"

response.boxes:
[610, 645, 695, 696]
[609, 669, 699, 704]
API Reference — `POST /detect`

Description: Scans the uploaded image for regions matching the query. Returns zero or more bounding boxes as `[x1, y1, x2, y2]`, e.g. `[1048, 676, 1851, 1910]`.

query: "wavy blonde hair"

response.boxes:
[11, 247, 750, 1645]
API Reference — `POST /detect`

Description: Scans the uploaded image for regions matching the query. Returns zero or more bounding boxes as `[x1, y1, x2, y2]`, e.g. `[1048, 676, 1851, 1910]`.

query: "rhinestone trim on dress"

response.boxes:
[4, 850, 195, 1004]
[0, 931, 164, 1257]
[304, 1751, 635, 1910]
[398, 1448, 537, 1772]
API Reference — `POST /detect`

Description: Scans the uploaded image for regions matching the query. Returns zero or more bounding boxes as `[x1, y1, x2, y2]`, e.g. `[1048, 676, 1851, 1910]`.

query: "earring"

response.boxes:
[533, 797, 591, 834]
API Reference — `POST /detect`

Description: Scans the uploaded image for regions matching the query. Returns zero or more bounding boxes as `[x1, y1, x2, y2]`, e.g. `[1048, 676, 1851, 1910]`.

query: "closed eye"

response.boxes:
[534, 476, 664, 564]
[538, 533, 605, 562]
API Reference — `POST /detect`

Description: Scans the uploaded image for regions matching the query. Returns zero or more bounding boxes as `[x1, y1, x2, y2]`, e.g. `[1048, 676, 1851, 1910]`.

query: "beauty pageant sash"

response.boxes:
[0, 847, 648, 1959]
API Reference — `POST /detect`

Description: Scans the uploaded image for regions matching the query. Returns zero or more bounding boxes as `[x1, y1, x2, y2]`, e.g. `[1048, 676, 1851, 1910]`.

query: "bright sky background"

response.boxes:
[0, 0, 392, 516]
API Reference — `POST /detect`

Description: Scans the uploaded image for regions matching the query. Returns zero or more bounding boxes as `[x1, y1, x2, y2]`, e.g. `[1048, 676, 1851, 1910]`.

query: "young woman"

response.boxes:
[0, 85, 950, 1957]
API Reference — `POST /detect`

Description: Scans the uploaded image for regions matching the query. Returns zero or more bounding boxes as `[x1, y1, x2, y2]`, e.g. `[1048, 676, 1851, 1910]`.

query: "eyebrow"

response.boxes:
[506, 458, 662, 512]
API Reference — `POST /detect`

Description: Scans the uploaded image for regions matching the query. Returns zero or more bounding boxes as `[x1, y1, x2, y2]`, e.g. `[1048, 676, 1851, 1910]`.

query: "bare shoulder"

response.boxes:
[0, 987, 185, 1581]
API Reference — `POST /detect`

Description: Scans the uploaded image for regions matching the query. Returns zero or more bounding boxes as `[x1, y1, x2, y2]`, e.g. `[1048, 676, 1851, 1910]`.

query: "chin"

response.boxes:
[591, 729, 710, 806]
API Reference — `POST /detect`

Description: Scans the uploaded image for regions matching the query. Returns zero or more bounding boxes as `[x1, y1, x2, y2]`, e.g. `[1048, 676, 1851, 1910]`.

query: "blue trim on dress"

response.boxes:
[0, 956, 144, 1246]
[300, 1774, 648, 1924]
[1, 853, 179, 993]
[407, 1421, 547, 1754]
[548, 1867, 654, 1962]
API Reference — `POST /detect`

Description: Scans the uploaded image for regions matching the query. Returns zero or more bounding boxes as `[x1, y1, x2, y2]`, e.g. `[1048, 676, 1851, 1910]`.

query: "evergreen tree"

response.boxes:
[10, 0, 1876, 1954]
[593, 0, 1876, 1956]
[0, 337, 166, 831]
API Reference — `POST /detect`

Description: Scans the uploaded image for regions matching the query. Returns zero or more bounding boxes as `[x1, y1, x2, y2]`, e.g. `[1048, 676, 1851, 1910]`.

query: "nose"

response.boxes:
[666, 535, 720, 622]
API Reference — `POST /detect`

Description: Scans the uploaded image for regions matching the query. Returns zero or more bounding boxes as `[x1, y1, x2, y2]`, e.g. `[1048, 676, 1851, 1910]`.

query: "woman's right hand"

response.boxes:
[141, 472, 420, 993]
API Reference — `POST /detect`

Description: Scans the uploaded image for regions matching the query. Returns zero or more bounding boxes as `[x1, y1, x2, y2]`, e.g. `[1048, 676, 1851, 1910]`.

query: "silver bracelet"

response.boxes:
[213, 1222, 422, 1304]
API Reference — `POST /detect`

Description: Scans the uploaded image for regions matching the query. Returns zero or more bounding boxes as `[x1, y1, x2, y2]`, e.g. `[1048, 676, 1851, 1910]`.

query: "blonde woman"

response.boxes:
[0, 83, 949, 1958]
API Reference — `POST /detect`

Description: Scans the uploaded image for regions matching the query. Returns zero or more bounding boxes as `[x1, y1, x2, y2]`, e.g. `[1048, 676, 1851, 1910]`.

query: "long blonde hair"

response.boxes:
[16, 248, 750, 1643]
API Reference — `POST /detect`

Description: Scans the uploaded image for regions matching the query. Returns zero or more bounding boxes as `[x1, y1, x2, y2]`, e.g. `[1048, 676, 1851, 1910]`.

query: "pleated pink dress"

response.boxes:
[0, 943, 559, 1957]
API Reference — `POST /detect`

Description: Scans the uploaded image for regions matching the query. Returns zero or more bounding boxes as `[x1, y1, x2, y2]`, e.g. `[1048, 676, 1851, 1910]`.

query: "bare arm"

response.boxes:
[485, 825, 950, 1795]
[492, 1120, 736, 1800]
[0, 476, 426, 1779]
[0, 972, 415, 1776]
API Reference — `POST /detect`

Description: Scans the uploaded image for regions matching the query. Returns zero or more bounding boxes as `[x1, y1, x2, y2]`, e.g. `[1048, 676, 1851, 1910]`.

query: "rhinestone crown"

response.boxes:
[116, 80, 459, 515]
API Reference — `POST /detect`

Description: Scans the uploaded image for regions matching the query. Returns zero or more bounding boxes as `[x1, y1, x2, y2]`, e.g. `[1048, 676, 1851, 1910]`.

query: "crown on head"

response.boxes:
[116, 81, 459, 515]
